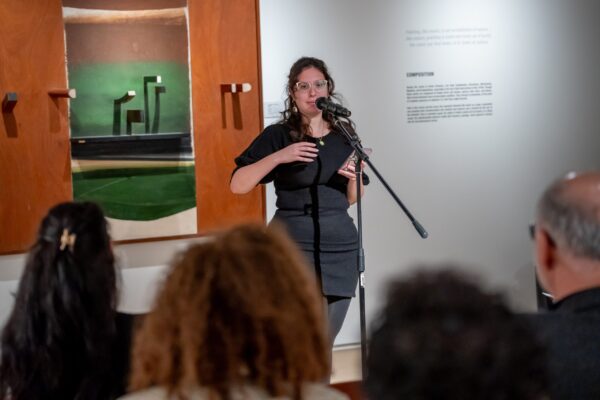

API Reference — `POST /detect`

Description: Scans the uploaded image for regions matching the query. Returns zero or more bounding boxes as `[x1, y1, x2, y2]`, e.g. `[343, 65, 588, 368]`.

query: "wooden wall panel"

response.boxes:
[0, 0, 72, 253]
[188, 0, 265, 232]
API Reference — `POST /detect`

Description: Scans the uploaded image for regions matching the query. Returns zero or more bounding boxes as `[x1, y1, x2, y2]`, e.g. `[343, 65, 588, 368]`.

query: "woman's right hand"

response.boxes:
[274, 142, 319, 164]
[231, 141, 318, 194]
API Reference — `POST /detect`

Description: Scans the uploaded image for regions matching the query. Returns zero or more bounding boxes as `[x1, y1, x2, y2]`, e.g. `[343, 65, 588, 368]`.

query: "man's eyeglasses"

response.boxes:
[529, 223, 536, 240]
[294, 79, 328, 93]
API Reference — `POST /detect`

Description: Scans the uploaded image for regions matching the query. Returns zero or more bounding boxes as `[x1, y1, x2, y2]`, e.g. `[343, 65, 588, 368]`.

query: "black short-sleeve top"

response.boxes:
[234, 124, 368, 209]
[234, 124, 368, 254]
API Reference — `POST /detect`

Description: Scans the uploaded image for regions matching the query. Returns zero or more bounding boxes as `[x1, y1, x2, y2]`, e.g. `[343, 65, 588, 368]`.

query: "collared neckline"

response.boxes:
[551, 287, 600, 314]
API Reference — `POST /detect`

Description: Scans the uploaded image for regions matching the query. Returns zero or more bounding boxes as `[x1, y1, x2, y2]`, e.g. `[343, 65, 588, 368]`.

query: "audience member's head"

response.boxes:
[534, 171, 600, 300]
[366, 268, 548, 400]
[128, 223, 330, 399]
[0, 201, 119, 400]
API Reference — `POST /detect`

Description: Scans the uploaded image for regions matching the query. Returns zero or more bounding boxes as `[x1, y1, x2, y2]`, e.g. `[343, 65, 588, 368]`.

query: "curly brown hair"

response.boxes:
[128, 223, 330, 399]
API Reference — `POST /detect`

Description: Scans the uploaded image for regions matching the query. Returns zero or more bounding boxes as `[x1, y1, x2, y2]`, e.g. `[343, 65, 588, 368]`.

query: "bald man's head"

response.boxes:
[537, 171, 600, 261]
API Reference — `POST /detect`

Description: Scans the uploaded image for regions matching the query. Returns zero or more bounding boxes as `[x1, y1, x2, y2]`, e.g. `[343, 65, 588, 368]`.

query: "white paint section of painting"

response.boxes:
[107, 207, 197, 241]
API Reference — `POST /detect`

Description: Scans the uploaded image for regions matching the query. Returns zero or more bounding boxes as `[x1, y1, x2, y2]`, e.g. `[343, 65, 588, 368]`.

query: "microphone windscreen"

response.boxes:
[316, 97, 328, 110]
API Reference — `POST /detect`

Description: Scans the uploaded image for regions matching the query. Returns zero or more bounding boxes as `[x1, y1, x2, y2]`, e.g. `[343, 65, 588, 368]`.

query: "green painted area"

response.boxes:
[69, 61, 191, 137]
[73, 166, 196, 221]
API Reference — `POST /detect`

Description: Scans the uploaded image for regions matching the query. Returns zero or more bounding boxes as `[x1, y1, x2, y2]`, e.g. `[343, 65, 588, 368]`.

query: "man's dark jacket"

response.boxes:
[525, 287, 600, 400]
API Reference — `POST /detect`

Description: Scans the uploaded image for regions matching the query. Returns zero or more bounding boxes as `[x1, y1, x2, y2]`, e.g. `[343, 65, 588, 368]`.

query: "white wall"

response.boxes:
[259, 0, 600, 345]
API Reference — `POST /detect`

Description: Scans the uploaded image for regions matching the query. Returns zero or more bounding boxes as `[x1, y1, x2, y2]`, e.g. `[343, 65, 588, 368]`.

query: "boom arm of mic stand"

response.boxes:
[333, 118, 428, 239]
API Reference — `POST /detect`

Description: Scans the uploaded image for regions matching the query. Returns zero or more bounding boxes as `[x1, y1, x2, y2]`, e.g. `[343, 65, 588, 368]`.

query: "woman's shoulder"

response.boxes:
[261, 123, 292, 138]
[250, 123, 293, 150]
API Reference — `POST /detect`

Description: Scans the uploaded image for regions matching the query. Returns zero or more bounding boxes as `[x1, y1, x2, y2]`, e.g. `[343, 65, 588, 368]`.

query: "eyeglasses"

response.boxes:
[294, 79, 328, 93]
[529, 223, 536, 240]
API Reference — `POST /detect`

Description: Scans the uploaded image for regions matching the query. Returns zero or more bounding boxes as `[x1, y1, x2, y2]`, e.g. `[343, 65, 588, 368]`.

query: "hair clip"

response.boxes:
[59, 228, 77, 252]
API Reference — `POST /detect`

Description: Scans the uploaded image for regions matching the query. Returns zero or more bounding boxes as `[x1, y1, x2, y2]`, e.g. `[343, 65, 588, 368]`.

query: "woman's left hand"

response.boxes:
[337, 161, 366, 181]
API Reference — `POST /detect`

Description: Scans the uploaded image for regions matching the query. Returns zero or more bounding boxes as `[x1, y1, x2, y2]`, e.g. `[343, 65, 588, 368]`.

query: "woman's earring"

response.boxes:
[292, 103, 298, 113]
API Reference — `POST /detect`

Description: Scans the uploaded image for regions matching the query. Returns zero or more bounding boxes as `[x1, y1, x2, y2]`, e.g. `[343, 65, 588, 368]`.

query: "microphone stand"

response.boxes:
[331, 115, 428, 380]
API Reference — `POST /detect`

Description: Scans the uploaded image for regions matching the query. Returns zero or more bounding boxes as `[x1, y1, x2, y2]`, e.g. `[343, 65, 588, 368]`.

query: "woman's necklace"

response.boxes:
[312, 120, 327, 146]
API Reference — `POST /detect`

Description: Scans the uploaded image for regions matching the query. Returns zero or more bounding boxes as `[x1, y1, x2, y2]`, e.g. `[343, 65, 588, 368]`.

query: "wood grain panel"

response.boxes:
[188, 0, 265, 233]
[0, 0, 72, 253]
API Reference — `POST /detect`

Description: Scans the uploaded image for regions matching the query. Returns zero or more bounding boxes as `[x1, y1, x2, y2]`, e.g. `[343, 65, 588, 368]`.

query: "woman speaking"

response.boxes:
[231, 57, 367, 342]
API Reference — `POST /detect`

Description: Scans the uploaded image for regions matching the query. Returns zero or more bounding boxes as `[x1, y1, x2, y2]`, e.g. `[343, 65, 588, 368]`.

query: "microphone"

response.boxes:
[316, 97, 352, 117]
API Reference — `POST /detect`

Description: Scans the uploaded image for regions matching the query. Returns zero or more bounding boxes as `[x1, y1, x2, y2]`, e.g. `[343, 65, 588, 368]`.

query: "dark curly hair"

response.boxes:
[280, 56, 342, 141]
[366, 268, 548, 400]
[0, 201, 119, 400]
[128, 223, 329, 400]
